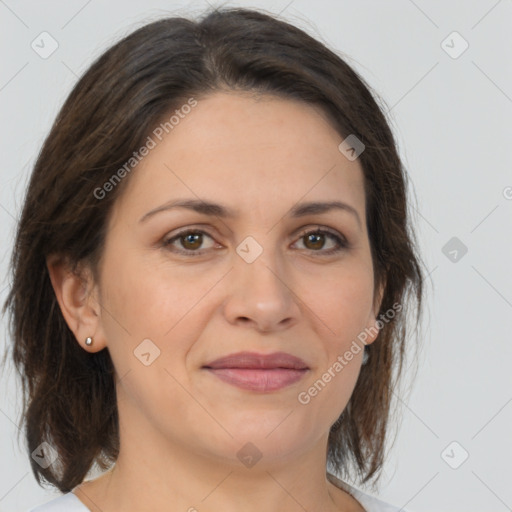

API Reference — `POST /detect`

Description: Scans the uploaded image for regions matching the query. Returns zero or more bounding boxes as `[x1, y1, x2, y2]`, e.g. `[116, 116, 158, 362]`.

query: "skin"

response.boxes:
[48, 91, 384, 512]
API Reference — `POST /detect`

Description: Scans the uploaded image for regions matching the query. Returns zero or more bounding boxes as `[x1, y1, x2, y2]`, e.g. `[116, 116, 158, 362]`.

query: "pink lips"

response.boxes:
[203, 351, 309, 392]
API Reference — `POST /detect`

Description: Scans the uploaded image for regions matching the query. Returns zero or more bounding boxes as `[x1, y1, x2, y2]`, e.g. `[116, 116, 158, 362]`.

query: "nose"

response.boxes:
[222, 242, 301, 333]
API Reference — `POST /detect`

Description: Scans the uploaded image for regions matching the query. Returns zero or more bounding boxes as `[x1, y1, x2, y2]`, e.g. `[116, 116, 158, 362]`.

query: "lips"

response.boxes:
[204, 351, 309, 370]
[202, 351, 309, 392]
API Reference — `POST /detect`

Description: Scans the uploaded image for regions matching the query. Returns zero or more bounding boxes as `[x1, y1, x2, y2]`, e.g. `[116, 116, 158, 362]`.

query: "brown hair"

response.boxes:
[2, 6, 425, 493]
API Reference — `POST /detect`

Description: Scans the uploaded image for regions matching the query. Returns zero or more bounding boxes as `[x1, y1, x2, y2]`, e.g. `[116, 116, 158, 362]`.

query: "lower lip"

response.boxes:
[205, 368, 308, 392]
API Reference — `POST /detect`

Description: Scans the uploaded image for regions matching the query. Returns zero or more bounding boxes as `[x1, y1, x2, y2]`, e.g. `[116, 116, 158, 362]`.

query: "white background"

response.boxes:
[1, 1, 511, 511]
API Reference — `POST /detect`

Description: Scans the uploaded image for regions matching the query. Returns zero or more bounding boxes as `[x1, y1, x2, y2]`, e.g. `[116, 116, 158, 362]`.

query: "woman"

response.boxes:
[4, 6, 425, 512]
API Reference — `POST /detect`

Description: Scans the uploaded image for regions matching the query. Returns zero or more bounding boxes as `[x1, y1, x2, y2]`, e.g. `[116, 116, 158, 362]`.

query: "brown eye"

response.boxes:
[303, 232, 326, 250]
[163, 227, 348, 257]
[294, 228, 348, 255]
[180, 232, 203, 250]
[163, 230, 216, 255]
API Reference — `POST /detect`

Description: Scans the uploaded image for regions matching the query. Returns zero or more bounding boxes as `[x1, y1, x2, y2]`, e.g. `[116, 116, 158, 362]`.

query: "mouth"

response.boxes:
[202, 351, 309, 392]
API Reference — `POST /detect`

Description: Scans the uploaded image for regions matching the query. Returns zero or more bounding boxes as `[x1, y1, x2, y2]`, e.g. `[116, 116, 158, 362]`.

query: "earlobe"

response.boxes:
[46, 254, 107, 352]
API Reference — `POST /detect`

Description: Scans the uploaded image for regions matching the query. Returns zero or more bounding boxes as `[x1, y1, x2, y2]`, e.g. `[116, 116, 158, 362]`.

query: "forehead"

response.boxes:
[113, 92, 366, 222]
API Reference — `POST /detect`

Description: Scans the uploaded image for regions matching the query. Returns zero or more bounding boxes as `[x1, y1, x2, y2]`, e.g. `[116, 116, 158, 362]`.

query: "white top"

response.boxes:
[28, 475, 407, 512]
[327, 473, 408, 512]
[28, 492, 89, 512]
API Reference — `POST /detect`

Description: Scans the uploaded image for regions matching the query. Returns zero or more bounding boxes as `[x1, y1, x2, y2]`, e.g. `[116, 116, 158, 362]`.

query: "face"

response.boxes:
[89, 92, 382, 467]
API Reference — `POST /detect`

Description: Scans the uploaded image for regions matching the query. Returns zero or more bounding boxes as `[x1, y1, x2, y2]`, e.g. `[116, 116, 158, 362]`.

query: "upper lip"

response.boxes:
[203, 351, 309, 370]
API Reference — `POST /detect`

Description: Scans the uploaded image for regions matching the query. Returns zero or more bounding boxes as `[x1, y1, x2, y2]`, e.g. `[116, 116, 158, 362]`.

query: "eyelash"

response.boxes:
[162, 227, 349, 257]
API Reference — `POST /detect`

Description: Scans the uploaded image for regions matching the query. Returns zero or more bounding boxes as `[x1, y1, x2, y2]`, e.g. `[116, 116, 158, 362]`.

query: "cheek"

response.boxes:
[97, 248, 218, 367]
[311, 265, 374, 412]
[309, 262, 375, 345]
[298, 274, 371, 423]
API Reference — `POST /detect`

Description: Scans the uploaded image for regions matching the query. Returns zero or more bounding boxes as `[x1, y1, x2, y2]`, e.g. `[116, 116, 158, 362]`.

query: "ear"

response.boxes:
[363, 277, 386, 346]
[46, 254, 107, 352]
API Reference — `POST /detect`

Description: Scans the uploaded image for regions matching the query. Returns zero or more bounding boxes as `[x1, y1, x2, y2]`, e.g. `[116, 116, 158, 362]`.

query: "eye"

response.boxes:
[292, 227, 349, 255]
[162, 226, 349, 257]
[163, 229, 217, 256]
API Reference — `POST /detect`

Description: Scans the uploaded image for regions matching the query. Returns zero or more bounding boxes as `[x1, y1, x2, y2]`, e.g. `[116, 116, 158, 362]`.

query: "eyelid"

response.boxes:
[162, 224, 349, 256]
[292, 226, 349, 254]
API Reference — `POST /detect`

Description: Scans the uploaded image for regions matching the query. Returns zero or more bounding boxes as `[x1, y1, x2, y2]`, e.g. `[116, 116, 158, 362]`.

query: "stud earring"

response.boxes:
[85, 337, 93, 346]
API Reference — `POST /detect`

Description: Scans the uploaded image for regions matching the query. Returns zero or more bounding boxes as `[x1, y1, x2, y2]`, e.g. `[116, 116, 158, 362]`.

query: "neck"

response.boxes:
[73, 393, 362, 512]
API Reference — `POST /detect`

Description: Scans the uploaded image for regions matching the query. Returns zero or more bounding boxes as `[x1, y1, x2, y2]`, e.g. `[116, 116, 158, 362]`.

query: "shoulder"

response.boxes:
[327, 473, 408, 512]
[27, 492, 90, 512]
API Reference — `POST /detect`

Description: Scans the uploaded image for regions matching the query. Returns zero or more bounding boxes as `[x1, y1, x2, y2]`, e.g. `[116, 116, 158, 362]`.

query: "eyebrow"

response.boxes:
[139, 198, 362, 229]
